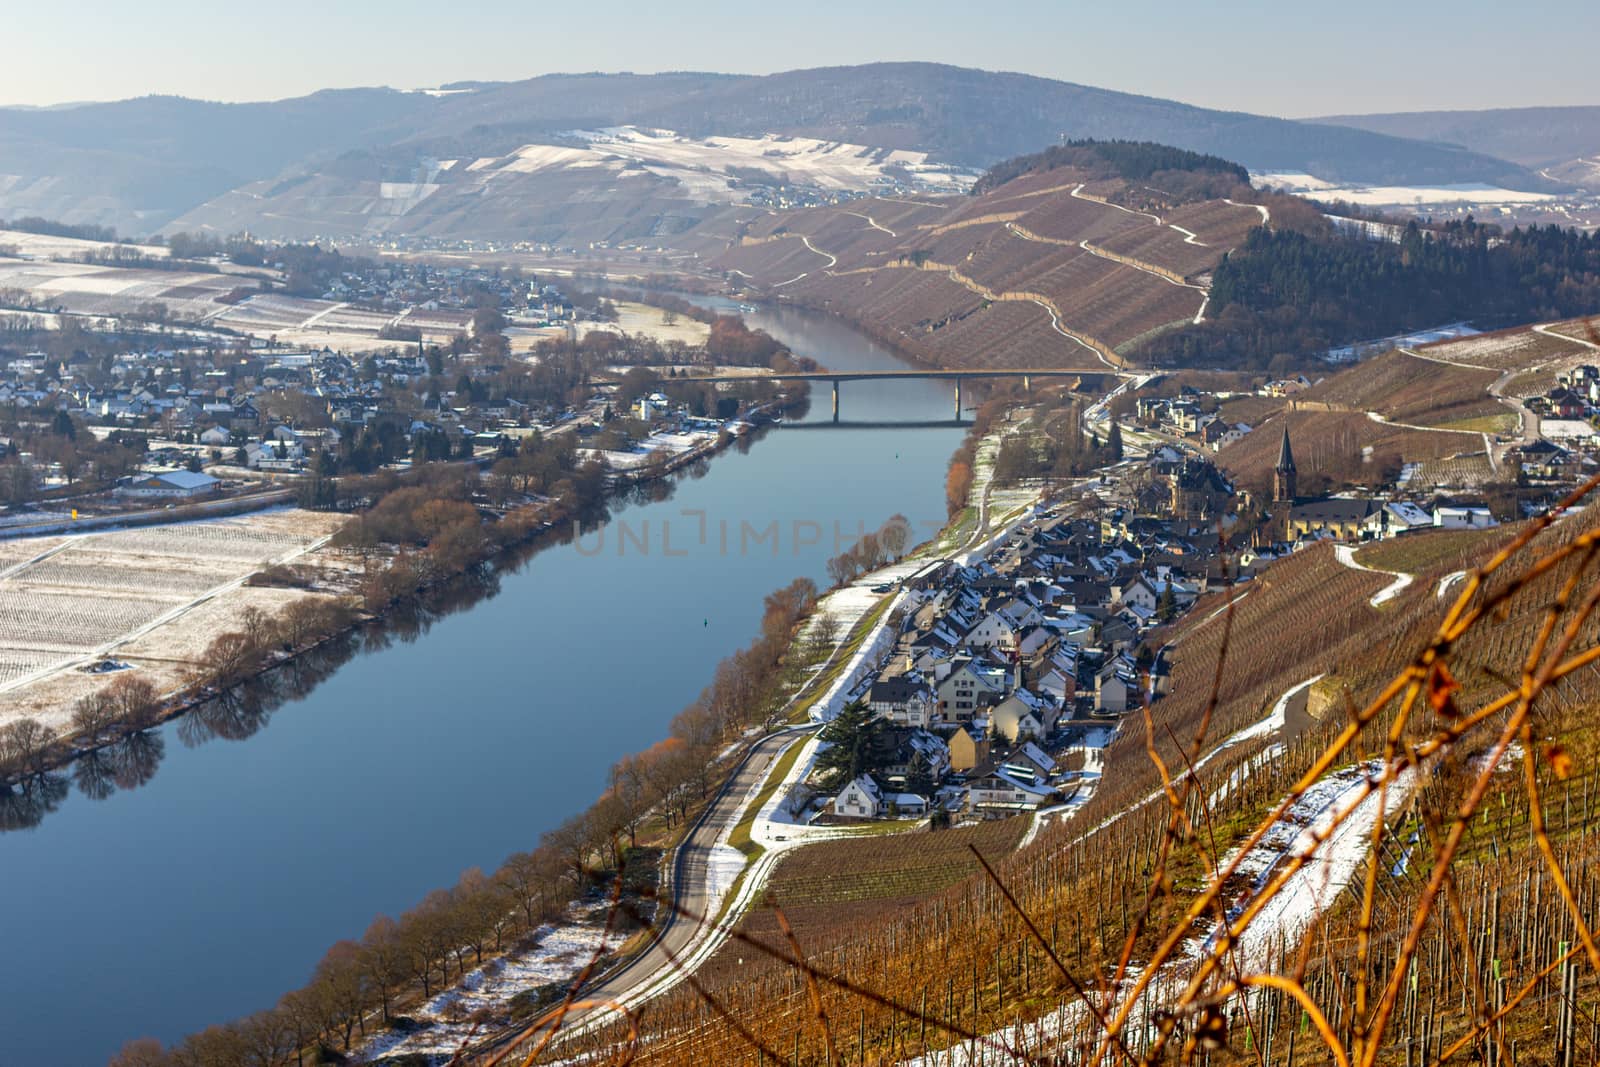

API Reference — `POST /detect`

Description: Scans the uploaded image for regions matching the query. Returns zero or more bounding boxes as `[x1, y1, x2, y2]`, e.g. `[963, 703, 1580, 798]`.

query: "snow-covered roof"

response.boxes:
[146, 470, 218, 490]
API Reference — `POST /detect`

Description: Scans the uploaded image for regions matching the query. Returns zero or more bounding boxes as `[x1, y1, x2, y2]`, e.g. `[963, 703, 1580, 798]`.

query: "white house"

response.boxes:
[245, 439, 305, 471]
[834, 776, 883, 819]
[1365, 501, 1434, 538]
[967, 768, 1057, 812]
[963, 611, 1023, 651]
[1002, 741, 1058, 782]
[888, 793, 929, 816]
[1095, 660, 1137, 714]
[868, 676, 936, 728]
[991, 689, 1058, 743]
[936, 660, 1011, 722]
[634, 392, 672, 421]
[1434, 506, 1497, 530]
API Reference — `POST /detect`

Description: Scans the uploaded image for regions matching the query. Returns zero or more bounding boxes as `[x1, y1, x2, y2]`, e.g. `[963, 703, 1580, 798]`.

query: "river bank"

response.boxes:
[1, 297, 970, 1065]
[0, 393, 800, 790]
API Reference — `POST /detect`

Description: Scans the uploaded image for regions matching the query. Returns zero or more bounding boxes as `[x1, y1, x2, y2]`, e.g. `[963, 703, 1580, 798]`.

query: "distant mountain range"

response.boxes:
[0, 63, 1581, 237]
[1315, 105, 1600, 183]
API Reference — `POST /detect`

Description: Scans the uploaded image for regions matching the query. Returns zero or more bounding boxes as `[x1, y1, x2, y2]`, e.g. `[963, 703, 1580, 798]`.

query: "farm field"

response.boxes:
[0, 511, 346, 732]
[0, 257, 259, 321]
[1301, 349, 1503, 427]
[1407, 453, 1497, 488]
[1416, 320, 1595, 372]
[0, 229, 169, 261]
[1354, 524, 1514, 577]
[609, 300, 711, 345]
[694, 817, 1029, 989]
[210, 293, 472, 349]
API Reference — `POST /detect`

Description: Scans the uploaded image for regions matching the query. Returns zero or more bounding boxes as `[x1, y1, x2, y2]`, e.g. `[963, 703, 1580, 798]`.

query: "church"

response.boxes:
[1268, 427, 1379, 543]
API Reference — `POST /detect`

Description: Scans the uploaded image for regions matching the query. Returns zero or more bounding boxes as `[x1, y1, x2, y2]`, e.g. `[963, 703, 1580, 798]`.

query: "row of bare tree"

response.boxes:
[825, 515, 913, 587]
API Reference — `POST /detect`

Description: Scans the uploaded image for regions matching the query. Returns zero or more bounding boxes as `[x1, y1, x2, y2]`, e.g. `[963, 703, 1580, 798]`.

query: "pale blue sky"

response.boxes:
[6, 0, 1597, 117]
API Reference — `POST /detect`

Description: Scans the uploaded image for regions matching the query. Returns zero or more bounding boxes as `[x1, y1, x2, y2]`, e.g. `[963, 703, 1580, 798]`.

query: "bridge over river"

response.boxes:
[669, 367, 1107, 420]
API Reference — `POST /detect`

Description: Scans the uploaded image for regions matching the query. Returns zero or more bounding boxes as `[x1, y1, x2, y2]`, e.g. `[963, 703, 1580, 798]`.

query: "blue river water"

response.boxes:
[0, 301, 968, 1065]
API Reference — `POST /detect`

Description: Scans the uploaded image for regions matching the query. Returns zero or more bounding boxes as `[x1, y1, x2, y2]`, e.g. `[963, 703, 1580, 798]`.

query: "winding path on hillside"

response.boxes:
[1070, 182, 1162, 224]
[841, 210, 897, 237]
[1333, 543, 1414, 607]
[1227, 198, 1271, 226]
[1399, 343, 1545, 469]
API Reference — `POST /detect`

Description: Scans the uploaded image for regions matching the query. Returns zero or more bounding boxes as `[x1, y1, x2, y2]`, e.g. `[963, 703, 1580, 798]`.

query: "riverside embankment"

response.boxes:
[0, 302, 969, 1065]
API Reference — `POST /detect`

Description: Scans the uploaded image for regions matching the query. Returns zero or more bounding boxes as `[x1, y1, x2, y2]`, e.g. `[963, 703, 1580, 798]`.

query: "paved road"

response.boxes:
[0, 489, 294, 540]
[476, 727, 806, 1062]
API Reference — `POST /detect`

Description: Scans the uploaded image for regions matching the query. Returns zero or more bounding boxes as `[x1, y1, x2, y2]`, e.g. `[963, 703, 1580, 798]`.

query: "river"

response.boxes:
[0, 301, 968, 1065]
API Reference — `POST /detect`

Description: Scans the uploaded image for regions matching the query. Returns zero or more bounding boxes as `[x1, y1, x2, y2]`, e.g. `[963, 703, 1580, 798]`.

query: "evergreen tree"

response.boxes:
[815, 701, 886, 789]
[1108, 421, 1124, 461]
[905, 750, 936, 798]
[1156, 583, 1177, 622]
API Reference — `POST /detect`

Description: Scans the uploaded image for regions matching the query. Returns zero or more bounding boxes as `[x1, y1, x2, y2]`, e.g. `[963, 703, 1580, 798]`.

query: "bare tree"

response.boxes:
[879, 513, 911, 559]
[313, 940, 371, 1049]
[542, 809, 601, 885]
[71, 691, 118, 739]
[359, 916, 408, 1024]
[197, 631, 259, 688]
[105, 674, 162, 730]
[825, 551, 857, 587]
[108, 1038, 168, 1067]
[608, 752, 656, 847]
[0, 718, 56, 778]
[238, 605, 276, 650]
[498, 849, 565, 931]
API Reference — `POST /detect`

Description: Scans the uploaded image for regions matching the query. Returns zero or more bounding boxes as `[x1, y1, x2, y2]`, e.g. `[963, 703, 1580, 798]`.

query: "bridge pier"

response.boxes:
[1023, 374, 1031, 392]
[954, 377, 963, 422]
[831, 379, 840, 422]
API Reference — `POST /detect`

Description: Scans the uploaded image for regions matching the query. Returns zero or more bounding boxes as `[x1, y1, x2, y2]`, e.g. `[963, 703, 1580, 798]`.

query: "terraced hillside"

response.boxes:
[696, 167, 1265, 369]
[1299, 348, 1505, 428]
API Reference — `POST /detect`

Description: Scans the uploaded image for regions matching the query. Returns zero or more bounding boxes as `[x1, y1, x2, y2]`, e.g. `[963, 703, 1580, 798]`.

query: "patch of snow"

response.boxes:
[356, 910, 620, 1061]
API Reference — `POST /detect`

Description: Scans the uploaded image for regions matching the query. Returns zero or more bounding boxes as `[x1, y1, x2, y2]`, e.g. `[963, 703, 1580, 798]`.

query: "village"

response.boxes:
[786, 346, 1600, 829]
[0, 253, 799, 528]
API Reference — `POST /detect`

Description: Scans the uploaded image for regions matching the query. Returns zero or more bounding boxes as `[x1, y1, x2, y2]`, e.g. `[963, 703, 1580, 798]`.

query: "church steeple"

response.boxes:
[1274, 426, 1297, 503]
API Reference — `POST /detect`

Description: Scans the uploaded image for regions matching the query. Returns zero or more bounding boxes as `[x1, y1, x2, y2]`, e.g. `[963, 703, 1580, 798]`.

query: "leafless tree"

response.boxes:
[71, 690, 118, 739]
[359, 916, 408, 1024]
[105, 674, 162, 730]
[312, 940, 371, 1049]
[879, 513, 911, 558]
[107, 1037, 168, 1067]
[0, 717, 56, 778]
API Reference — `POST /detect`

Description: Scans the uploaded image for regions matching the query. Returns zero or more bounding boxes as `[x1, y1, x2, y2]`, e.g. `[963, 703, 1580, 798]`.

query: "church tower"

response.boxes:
[1274, 426, 1298, 504]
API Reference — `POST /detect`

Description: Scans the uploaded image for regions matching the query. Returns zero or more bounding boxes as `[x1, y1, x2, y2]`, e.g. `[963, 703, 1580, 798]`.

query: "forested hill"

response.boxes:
[972, 140, 1251, 196]
[1143, 220, 1600, 370]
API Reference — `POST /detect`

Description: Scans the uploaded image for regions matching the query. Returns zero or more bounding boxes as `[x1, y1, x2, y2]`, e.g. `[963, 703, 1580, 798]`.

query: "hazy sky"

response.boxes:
[5, 0, 1597, 117]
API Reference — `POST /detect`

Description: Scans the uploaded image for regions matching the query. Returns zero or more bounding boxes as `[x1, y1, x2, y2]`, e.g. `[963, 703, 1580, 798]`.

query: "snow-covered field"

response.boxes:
[1255, 172, 1556, 206]
[1324, 321, 1479, 362]
[0, 229, 168, 261]
[0, 511, 344, 731]
[585, 427, 721, 470]
[0, 257, 249, 320]
[468, 126, 979, 194]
